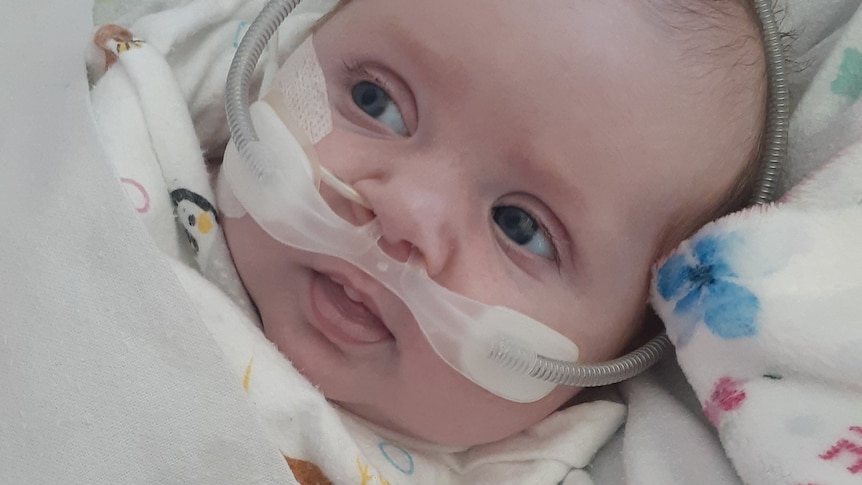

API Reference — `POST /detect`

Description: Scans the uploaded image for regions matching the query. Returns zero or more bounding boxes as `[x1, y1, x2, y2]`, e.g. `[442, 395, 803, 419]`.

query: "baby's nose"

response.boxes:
[358, 181, 457, 278]
[318, 176, 419, 264]
[376, 236, 415, 264]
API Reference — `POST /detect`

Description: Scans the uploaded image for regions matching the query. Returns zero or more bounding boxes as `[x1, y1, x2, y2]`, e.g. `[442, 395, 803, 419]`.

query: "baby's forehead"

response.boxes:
[318, 0, 767, 236]
[643, 0, 764, 76]
[645, 0, 760, 31]
[329, 0, 763, 82]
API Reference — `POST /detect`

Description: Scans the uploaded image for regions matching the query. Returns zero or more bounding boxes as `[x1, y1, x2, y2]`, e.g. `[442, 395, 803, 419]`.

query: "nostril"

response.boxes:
[353, 204, 376, 226]
[317, 175, 376, 227]
[377, 238, 416, 263]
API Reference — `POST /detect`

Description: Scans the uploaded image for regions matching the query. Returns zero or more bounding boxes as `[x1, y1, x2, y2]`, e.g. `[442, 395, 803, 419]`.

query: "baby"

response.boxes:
[220, 0, 767, 447]
[88, 0, 770, 481]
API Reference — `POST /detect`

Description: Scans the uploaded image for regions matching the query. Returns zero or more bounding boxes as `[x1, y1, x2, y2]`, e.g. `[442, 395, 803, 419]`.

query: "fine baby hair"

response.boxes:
[222, 0, 788, 403]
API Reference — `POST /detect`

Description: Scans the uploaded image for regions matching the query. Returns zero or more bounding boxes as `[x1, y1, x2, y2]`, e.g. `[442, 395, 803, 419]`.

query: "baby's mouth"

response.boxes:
[309, 271, 393, 345]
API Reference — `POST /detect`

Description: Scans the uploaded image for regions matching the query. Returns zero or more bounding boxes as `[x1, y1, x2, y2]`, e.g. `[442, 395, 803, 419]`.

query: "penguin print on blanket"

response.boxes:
[170, 188, 218, 256]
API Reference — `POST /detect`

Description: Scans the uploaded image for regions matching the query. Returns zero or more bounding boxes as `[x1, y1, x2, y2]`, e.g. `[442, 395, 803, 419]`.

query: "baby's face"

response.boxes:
[223, 0, 762, 446]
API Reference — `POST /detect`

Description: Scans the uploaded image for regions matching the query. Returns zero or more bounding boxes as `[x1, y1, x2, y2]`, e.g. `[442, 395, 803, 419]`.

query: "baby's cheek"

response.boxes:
[222, 215, 276, 289]
[222, 215, 253, 263]
[313, 128, 364, 175]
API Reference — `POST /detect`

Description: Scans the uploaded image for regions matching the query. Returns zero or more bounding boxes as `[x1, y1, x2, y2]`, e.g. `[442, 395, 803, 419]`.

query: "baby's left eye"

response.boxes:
[492, 206, 555, 260]
[352, 81, 407, 136]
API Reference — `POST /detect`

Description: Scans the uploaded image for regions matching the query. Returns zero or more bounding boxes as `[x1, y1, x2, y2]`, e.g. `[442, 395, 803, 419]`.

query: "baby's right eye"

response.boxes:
[352, 81, 407, 136]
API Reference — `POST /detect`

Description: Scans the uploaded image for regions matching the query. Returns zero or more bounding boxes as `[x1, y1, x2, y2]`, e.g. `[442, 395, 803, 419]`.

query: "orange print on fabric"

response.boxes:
[284, 455, 334, 485]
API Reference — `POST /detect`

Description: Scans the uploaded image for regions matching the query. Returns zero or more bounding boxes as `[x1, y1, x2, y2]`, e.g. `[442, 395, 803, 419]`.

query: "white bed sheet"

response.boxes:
[0, 1, 295, 483]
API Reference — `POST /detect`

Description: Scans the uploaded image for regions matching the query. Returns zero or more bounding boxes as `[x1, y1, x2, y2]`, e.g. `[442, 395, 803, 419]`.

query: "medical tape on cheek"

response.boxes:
[263, 35, 369, 208]
[265, 35, 333, 145]
[217, 35, 333, 219]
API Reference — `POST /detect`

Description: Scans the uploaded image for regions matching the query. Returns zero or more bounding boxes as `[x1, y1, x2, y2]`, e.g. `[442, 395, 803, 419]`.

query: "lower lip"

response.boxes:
[308, 272, 393, 346]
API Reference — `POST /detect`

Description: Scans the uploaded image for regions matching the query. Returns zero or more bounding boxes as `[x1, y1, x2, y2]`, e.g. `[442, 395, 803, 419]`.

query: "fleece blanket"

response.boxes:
[648, 4, 862, 485]
[652, 146, 862, 485]
[580, 1, 862, 483]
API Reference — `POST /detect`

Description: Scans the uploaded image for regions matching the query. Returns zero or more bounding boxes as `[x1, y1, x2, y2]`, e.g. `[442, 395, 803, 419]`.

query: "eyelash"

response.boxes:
[342, 60, 394, 94]
[340, 59, 412, 134]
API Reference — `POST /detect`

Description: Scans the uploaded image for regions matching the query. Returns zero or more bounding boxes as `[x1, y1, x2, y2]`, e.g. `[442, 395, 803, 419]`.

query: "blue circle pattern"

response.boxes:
[378, 442, 414, 475]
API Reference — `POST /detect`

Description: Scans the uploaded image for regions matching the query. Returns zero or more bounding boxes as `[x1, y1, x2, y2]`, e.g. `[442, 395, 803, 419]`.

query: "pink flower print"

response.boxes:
[703, 377, 747, 427]
[819, 426, 862, 475]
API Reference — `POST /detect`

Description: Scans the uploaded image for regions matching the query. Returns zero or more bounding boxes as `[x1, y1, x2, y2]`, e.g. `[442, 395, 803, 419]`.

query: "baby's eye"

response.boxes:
[492, 206, 554, 260]
[352, 81, 407, 136]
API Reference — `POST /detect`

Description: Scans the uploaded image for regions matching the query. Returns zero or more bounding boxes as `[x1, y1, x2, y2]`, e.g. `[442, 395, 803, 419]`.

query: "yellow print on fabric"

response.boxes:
[242, 357, 253, 391]
[116, 39, 144, 53]
[357, 458, 390, 485]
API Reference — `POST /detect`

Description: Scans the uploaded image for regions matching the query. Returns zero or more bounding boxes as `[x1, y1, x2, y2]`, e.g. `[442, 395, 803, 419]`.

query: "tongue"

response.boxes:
[323, 277, 390, 342]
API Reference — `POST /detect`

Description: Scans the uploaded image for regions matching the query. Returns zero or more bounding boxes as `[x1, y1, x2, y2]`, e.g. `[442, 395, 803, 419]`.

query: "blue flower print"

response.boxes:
[656, 234, 759, 347]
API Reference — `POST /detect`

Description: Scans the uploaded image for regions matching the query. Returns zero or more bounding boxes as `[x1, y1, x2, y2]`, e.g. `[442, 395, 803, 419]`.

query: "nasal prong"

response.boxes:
[318, 165, 371, 209]
[405, 246, 425, 269]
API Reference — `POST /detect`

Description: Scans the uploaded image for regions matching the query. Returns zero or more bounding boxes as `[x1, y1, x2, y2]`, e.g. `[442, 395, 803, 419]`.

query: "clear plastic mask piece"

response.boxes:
[222, 97, 581, 403]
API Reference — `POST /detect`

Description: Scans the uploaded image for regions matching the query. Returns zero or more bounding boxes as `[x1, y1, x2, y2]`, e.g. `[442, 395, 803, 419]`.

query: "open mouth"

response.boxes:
[308, 271, 394, 346]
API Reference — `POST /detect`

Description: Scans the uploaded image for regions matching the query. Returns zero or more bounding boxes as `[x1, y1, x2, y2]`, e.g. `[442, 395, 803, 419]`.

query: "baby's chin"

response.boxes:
[331, 400, 470, 448]
[328, 381, 582, 448]
[333, 400, 493, 448]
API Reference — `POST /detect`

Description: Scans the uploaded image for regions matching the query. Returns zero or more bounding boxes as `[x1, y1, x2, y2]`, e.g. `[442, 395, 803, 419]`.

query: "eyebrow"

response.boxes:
[373, 17, 470, 95]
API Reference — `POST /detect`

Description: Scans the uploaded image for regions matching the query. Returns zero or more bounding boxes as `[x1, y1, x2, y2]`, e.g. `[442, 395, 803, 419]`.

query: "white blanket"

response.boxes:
[652, 149, 862, 484]
[0, 1, 294, 484]
[649, 9, 862, 482]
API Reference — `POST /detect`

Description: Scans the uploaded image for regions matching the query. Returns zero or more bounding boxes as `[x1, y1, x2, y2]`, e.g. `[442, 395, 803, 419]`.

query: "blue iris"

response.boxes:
[656, 234, 759, 346]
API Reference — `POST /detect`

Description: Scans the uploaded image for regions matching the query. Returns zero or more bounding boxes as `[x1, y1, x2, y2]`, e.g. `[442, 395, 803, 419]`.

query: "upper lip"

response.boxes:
[317, 260, 395, 332]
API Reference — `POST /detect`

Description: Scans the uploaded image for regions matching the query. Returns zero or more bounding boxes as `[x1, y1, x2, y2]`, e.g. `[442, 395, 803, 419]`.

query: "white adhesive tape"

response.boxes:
[267, 35, 333, 144]
[217, 34, 333, 219]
